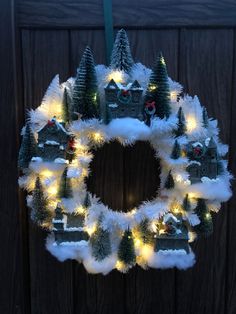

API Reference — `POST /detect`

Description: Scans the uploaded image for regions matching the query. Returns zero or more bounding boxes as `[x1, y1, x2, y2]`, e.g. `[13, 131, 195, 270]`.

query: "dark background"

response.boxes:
[1, 0, 236, 313]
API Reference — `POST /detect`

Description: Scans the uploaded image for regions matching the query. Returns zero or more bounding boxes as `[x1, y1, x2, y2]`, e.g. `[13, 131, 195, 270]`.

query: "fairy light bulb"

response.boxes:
[187, 116, 197, 132]
[108, 70, 123, 83]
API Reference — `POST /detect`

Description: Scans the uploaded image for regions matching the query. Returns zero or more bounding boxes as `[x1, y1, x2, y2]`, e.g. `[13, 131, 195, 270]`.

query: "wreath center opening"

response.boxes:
[86, 140, 161, 212]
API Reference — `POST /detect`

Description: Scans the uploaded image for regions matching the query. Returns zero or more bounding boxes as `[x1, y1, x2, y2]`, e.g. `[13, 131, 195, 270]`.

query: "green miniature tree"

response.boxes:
[194, 198, 213, 236]
[137, 219, 154, 245]
[175, 107, 186, 137]
[118, 229, 136, 266]
[202, 106, 209, 128]
[217, 160, 225, 175]
[164, 170, 175, 189]
[18, 123, 37, 169]
[58, 167, 73, 199]
[83, 192, 91, 208]
[182, 194, 191, 212]
[145, 52, 171, 119]
[90, 214, 112, 261]
[171, 140, 181, 159]
[71, 46, 99, 120]
[31, 177, 51, 225]
[110, 29, 134, 73]
[62, 87, 71, 124]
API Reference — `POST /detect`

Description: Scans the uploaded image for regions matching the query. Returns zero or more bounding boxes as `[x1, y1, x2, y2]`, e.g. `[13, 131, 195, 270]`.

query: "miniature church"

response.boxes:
[186, 138, 222, 184]
[52, 204, 89, 244]
[37, 118, 69, 162]
[104, 79, 144, 122]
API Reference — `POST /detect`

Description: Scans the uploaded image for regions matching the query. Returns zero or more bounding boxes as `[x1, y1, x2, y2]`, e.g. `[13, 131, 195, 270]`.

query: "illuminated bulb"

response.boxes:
[48, 186, 57, 196]
[188, 193, 196, 199]
[176, 174, 183, 183]
[141, 244, 153, 259]
[116, 260, 125, 271]
[75, 206, 85, 214]
[160, 56, 166, 65]
[41, 170, 53, 178]
[85, 225, 96, 236]
[134, 238, 141, 247]
[92, 132, 103, 143]
[187, 116, 197, 132]
[108, 70, 123, 83]
[170, 91, 178, 101]
[206, 213, 211, 219]
[149, 84, 157, 91]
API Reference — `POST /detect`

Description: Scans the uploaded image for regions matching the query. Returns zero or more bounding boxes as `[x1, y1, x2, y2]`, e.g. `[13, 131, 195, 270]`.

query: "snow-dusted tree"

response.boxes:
[164, 170, 175, 189]
[118, 229, 136, 266]
[90, 214, 111, 261]
[58, 167, 73, 199]
[145, 52, 171, 119]
[83, 192, 91, 208]
[175, 107, 186, 137]
[110, 29, 134, 73]
[71, 46, 99, 120]
[31, 177, 51, 225]
[62, 87, 71, 124]
[182, 194, 191, 212]
[194, 198, 213, 236]
[18, 123, 37, 169]
[202, 106, 209, 128]
[137, 219, 154, 245]
[171, 140, 181, 159]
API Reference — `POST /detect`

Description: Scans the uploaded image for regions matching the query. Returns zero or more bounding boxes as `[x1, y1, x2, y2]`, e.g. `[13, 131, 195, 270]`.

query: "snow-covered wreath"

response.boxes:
[18, 30, 232, 274]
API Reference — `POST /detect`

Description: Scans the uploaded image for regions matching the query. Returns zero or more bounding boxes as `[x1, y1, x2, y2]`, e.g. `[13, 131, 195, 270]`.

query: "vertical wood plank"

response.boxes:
[70, 31, 126, 314]
[123, 29, 179, 314]
[21, 29, 74, 314]
[226, 29, 236, 314]
[176, 29, 234, 314]
[0, 0, 27, 313]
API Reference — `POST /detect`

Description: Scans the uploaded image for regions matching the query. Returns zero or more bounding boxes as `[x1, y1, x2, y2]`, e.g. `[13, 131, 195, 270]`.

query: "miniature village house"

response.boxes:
[37, 118, 69, 162]
[155, 213, 189, 253]
[52, 204, 89, 244]
[104, 79, 144, 121]
[186, 138, 221, 184]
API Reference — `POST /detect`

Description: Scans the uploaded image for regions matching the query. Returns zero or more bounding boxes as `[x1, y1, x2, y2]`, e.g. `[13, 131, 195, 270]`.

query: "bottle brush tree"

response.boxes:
[202, 106, 209, 128]
[182, 194, 191, 212]
[110, 29, 134, 73]
[164, 170, 175, 189]
[18, 123, 37, 169]
[31, 176, 51, 225]
[175, 106, 186, 137]
[71, 46, 99, 120]
[118, 229, 136, 266]
[137, 219, 154, 245]
[145, 52, 171, 119]
[171, 140, 181, 159]
[90, 214, 112, 261]
[58, 167, 73, 199]
[62, 87, 71, 124]
[194, 198, 213, 236]
[83, 192, 91, 208]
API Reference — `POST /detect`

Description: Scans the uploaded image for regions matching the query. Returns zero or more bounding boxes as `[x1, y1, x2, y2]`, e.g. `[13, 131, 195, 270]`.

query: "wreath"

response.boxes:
[18, 30, 232, 274]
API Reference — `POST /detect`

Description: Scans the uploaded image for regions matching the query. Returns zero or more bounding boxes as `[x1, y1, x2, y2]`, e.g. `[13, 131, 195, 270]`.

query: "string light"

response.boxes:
[85, 225, 96, 236]
[149, 84, 157, 91]
[48, 186, 57, 196]
[108, 70, 123, 83]
[187, 116, 197, 132]
[170, 91, 178, 101]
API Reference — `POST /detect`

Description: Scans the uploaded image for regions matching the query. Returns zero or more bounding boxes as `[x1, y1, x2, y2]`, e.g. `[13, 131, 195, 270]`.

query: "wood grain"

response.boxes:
[176, 29, 234, 314]
[226, 29, 236, 314]
[17, 1, 236, 28]
[21, 29, 74, 314]
[0, 0, 27, 313]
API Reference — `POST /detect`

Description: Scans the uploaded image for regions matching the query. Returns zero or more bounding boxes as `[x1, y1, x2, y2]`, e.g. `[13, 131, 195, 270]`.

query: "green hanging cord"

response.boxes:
[103, 0, 114, 65]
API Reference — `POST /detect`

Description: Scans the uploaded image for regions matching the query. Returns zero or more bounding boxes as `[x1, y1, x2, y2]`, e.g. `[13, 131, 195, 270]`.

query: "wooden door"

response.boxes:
[1, 1, 236, 313]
